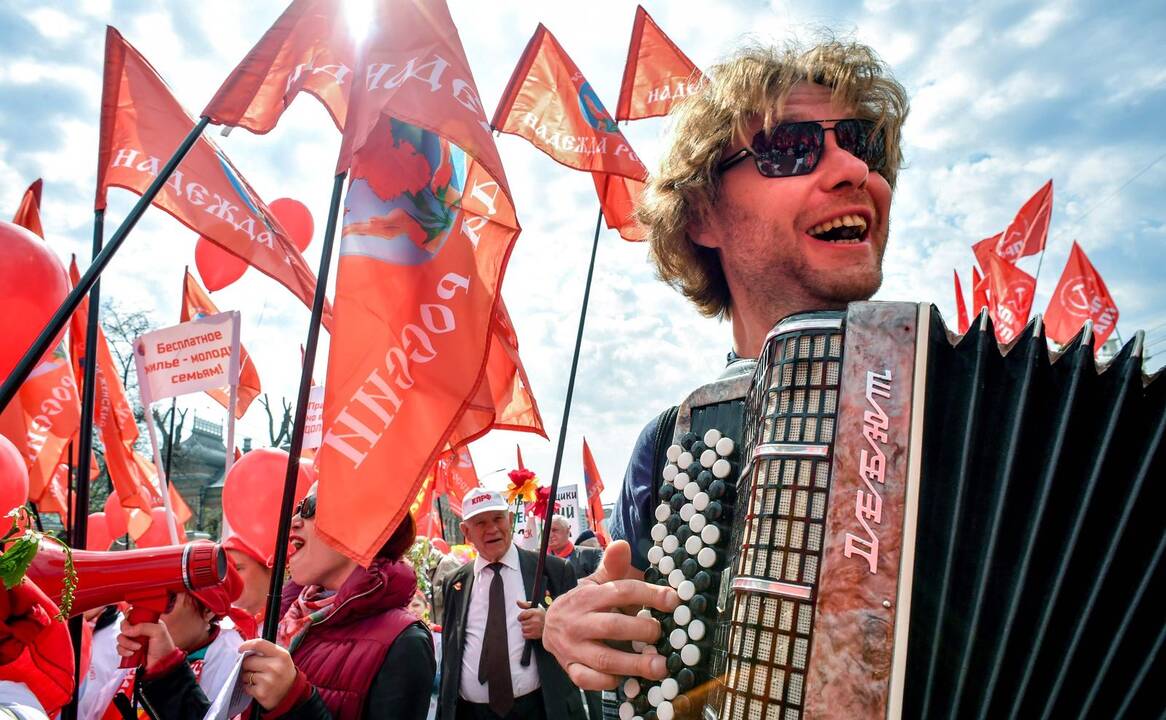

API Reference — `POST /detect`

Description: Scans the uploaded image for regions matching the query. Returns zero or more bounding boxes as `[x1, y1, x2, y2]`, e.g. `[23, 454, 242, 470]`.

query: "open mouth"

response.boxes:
[807, 213, 869, 244]
[288, 536, 305, 556]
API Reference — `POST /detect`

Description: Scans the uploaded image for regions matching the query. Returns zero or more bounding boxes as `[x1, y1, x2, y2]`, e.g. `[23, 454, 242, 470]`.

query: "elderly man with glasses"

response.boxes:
[541, 39, 909, 691]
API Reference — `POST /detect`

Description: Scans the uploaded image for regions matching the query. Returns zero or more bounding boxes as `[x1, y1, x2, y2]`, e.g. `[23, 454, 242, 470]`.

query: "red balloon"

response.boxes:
[135, 507, 187, 548]
[223, 449, 315, 566]
[0, 434, 29, 515]
[0, 221, 70, 384]
[85, 512, 114, 551]
[103, 492, 128, 537]
[269, 198, 314, 253]
[194, 236, 247, 291]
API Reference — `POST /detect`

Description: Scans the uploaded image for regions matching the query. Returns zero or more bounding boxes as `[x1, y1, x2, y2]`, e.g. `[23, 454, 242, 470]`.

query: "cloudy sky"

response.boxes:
[2, 0, 1164, 506]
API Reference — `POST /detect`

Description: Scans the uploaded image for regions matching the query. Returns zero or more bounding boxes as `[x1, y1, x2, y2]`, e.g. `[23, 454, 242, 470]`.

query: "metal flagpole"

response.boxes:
[261, 171, 347, 642]
[521, 207, 605, 666]
[61, 207, 106, 720]
[0, 117, 211, 413]
[222, 311, 242, 482]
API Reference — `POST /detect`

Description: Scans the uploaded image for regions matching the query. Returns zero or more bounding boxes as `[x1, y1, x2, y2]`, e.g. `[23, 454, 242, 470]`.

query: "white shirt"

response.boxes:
[459, 542, 540, 702]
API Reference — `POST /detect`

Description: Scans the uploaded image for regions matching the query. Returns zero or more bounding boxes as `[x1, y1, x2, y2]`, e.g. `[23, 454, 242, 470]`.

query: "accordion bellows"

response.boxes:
[625, 302, 1164, 720]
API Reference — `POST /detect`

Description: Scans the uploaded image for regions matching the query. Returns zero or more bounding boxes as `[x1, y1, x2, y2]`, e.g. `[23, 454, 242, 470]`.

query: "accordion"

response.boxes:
[620, 301, 1164, 720]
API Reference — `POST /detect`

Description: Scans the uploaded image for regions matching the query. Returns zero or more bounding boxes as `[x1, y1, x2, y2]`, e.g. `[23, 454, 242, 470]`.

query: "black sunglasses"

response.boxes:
[718, 118, 886, 178]
[295, 494, 317, 520]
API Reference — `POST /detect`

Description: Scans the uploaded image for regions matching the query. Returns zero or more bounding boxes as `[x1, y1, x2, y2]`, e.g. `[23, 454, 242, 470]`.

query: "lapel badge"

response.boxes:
[544, 591, 553, 607]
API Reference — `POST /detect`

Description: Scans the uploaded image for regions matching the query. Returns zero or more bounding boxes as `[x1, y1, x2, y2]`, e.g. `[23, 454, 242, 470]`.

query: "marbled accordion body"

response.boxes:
[619, 302, 1164, 720]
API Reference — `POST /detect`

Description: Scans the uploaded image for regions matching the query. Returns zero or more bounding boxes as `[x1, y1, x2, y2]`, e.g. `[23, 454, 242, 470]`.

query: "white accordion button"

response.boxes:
[660, 678, 679, 700]
[647, 546, 665, 566]
[699, 449, 717, 468]
[681, 644, 701, 666]
[647, 685, 663, 707]
[651, 523, 667, 542]
[632, 640, 646, 653]
[658, 555, 676, 575]
[688, 619, 707, 641]
[637, 608, 653, 620]
[715, 437, 735, 457]
[677, 580, 695, 601]
[712, 458, 732, 478]
[689, 513, 707, 532]
[703, 428, 722, 446]
[665, 444, 683, 463]
[684, 535, 702, 556]
[674, 604, 691, 626]
[657, 701, 675, 720]
[668, 569, 685, 588]
[669, 628, 687, 650]
[662, 535, 679, 554]
[701, 524, 721, 545]
[662, 464, 678, 483]
[673, 473, 689, 490]
[623, 678, 641, 698]
[619, 701, 636, 720]
[679, 504, 696, 522]
[677, 451, 694, 468]
[693, 492, 710, 511]
[654, 503, 671, 523]
[698, 547, 718, 568]
[683, 482, 700, 500]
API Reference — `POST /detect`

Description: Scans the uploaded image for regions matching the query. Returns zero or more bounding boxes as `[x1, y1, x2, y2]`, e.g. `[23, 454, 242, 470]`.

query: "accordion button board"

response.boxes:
[620, 302, 1165, 719]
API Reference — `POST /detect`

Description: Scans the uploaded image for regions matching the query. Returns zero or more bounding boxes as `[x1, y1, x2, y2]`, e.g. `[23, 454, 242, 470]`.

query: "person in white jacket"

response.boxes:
[79, 566, 244, 719]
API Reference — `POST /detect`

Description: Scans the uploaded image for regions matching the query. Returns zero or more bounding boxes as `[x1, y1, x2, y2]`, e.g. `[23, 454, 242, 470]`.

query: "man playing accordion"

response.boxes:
[542, 37, 909, 691]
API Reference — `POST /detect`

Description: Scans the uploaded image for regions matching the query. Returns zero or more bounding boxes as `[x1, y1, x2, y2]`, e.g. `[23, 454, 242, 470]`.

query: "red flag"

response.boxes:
[435, 445, 480, 516]
[202, 0, 352, 134]
[68, 258, 166, 535]
[971, 266, 988, 317]
[12, 179, 44, 238]
[95, 27, 326, 319]
[953, 269, 969, 334]
[581, 438, 610, 546]
[301, 0, 522, 565]
[180, 270, 262, 418]
[0, 339, 80, 517]
[492, 24, 648, 242]
[996, 180, 1053, 262]
[616, 5, 702, 121]
[972, 232, 1003, 277]
[1044, 241, 1119, 347]
[446, 299, 545, 448]
[984, 253, 1036, 344]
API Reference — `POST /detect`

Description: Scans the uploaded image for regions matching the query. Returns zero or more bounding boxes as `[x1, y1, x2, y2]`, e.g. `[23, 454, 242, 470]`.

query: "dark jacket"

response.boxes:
[437, 547, 585, 720]
[138, 559, 434, 720]
[565, 545, 602, 579]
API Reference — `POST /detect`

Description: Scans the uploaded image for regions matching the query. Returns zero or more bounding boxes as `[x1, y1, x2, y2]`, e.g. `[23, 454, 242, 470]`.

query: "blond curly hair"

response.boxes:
[640, 40, 910, 318]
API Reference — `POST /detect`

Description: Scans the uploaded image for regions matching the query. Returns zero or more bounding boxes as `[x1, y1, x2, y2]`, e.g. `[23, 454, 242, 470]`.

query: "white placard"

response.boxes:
[302, 384, 326, 450]
[513, 484, 582, 547]
[134, 311, 241, 403]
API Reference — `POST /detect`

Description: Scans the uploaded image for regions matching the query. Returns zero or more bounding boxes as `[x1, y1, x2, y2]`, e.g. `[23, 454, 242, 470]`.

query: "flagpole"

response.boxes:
[66, 441, 74, 545]
[0, 118, 211, 413]
[163, 398, 178, 478]
[140, 397, 180, 544]
[521, 207, 604, 666]
[261, 171, 346, 643]
[60, 208, 105, 720]
[222, 311, 242, 485]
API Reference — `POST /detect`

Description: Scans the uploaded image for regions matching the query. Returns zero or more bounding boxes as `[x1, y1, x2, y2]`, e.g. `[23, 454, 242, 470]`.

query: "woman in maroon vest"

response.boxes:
[118, 491, 434, 719]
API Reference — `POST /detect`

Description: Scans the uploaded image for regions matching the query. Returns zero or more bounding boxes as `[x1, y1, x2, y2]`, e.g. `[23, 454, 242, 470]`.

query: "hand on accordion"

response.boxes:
[543, 540, 680, 690]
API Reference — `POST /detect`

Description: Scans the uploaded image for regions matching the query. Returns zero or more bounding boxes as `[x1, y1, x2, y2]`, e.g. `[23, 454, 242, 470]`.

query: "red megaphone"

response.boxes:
[25, 540, 227, 668]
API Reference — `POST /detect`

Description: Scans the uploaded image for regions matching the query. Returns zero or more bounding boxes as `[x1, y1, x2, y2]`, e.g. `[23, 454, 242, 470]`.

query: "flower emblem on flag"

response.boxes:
[341, 118, 466, 266]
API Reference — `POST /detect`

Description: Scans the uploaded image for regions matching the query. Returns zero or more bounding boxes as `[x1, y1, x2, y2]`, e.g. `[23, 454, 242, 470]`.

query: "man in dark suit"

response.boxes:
[439, 489, 586, 720]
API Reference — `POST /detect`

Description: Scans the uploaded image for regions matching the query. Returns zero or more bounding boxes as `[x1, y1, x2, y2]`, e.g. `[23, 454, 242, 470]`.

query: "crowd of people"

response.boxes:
[4, 30, 909, 719]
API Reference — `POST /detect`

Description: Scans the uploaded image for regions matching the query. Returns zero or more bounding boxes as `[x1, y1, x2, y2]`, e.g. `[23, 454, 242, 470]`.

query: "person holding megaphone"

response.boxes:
[117, 486, 434, 719]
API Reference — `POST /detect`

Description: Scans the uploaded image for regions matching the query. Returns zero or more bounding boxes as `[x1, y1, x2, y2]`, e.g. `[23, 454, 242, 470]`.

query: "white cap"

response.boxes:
[461, 488, 509, 520]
